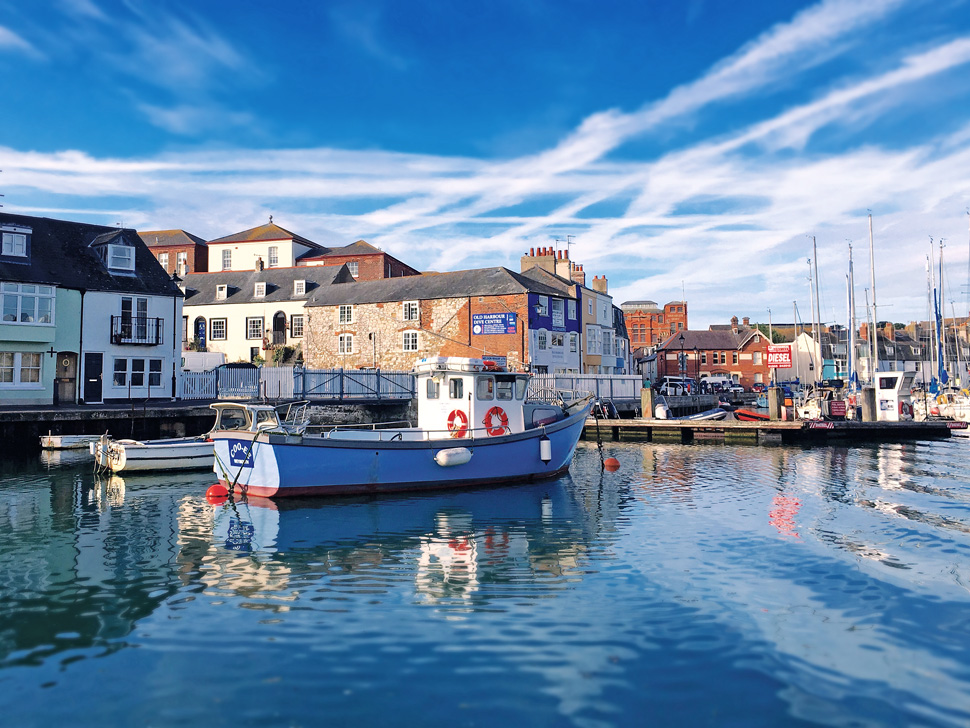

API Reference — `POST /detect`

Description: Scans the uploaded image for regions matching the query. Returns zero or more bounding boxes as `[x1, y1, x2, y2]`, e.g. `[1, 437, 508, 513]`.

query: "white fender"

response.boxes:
[434, 447, 473, 467]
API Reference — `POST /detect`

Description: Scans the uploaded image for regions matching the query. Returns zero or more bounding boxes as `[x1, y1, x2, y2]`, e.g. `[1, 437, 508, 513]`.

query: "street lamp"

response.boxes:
[693, 345, 698, 381]
[679, 333, 686, 380]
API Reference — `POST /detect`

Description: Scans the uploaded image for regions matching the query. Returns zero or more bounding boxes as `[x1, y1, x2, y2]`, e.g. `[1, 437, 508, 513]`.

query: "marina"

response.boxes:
[2, 437, 969, 726]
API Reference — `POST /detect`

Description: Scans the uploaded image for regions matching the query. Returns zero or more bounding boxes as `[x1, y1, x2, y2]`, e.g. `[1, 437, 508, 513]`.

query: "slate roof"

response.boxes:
[181, 266, 354, 306]
[519, 265, 580, 295]
[0, 212, 181, 296]
[657, 328, 761, 351]
[208, 223, 325, 250]
[306, 267, 570, 307]
[139, 230, 207, 248]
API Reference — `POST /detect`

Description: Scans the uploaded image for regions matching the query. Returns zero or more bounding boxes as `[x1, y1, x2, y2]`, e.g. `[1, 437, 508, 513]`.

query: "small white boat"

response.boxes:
[40, 433, 102, 450]
[93, 401, 311, 473]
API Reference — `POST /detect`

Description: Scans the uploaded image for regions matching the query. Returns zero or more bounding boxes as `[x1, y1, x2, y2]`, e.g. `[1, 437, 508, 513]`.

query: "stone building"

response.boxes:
[303, 267, 576, 372]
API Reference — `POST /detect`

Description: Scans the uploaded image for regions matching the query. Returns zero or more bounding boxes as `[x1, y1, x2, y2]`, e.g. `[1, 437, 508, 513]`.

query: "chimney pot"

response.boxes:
[529, 247, 534, 256]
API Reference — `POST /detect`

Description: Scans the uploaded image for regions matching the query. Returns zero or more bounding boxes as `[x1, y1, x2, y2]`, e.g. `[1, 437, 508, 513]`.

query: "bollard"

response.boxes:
[767, 387, 783, 420]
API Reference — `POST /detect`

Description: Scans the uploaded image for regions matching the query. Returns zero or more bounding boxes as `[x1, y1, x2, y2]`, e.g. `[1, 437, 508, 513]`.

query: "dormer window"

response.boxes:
[254, 282, 266, 298]
[294, 280, 306, 296]
[2, 231, 27, 257]
[216, 284, 228, 300]
[106, 244, 135, 272]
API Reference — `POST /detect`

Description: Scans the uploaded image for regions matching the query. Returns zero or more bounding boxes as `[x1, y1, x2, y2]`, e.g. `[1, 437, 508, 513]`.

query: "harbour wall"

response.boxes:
[0, 400, 414, 453]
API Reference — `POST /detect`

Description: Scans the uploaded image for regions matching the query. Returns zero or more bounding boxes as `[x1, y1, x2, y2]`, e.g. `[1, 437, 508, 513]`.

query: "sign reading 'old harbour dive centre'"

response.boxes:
[472, 313, 517, 335]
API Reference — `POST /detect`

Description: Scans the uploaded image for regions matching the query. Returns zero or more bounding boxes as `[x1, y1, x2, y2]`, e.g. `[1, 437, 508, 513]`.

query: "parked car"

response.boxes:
[751, 383, 767, 393]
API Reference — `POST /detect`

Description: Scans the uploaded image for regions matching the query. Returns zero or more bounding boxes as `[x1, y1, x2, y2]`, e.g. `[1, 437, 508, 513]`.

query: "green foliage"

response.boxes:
[754, 323, 786, 343]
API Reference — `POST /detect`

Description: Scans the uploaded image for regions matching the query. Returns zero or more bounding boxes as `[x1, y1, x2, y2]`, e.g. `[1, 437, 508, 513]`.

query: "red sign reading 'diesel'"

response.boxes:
[767, 344, 792, 368]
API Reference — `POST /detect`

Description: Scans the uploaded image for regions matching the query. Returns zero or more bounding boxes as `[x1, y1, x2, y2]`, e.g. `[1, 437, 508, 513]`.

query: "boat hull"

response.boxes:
[40, 434, 101, 450]
[96, 437, 214, 473]
[211, 404, 591, 498]
[734, 408, 770, 422]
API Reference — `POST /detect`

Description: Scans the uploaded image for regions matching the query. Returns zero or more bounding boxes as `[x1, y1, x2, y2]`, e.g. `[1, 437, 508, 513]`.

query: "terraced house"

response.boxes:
[0, 213, 183, 405]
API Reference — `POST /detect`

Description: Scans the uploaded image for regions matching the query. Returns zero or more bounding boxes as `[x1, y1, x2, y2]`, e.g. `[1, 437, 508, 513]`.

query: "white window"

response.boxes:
[537, 296, 549, 316]
[551, 332, 564, 347]
[158, 252, 169, 270]
[339, 333, 354, 354]
[753, 351, 762, 365]
[537, 331, 547, 350]
[603, 332, 613, 357]
[403, 301, 419, 321]
[290, 315, 304, 338]
[113, 358, 128, 386]
[210, 318, 227, 340]
[1, 232, 27, 257]
[294, 280, 306, 296]
[246, 317, 263, 340]
[403, 331, 419, 351]
[268, 246, 279, 267]
[107, 244, 135, 271]
[254, 282, 266, 298]
[347, 261, 359, 278]
[149, 359, 162, 387]
[131, 359, 145, 387]
[1, 283, 55, 325]
[570, 333, 578, 353]
[339, 305, 354, 324]
[222, 249, 231, 271]
[588, 300, 593, 315]
[176, 251, 188, 275]
[216, 284, 228, 300]
[0, 352, 42, 388]
[568, 300, 577, 320]
[586, 325, 600, 355]
[552, 299, 565, 328]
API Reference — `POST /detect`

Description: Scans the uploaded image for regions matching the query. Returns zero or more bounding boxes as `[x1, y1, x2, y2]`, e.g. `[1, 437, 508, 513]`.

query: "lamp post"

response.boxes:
[693, 345, 698, 382]
[679, 333, 686, 383]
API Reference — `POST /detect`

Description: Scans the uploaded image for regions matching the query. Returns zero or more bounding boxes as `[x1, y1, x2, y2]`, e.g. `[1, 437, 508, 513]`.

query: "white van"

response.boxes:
[700, 376, 742, 395]
[658, 376, 697, 395]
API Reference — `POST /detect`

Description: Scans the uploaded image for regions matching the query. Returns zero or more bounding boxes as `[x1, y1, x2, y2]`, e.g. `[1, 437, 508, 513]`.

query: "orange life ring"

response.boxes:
[447, 409, 468, 438]
[483, 406, 508, 436]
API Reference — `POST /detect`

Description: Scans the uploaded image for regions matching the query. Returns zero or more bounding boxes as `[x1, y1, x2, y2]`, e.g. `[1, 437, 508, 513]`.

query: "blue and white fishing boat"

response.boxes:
[209, 357, 594, 498]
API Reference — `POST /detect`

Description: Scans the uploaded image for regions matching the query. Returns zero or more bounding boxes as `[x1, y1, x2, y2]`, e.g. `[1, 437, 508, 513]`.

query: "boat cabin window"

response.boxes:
[218, 408, 249, 431]
[254, 410, 280, 429]
[449, 378, 464, 399]
[426, 378, 440, 398]
[496, 376, 514, 401]
[515, 378, 528, 400]
[477, 376, 494, 401]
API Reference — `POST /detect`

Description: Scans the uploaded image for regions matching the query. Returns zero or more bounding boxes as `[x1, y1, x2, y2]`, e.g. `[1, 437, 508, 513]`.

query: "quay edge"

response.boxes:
[582, 417, 965, 446]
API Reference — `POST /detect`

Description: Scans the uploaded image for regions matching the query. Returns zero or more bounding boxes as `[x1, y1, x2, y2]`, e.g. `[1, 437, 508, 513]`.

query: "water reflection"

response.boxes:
[194, 481, 597, 612]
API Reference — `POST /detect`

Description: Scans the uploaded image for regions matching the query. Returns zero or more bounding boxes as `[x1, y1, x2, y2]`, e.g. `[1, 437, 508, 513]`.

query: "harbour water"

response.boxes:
[1, 439, 969, 727]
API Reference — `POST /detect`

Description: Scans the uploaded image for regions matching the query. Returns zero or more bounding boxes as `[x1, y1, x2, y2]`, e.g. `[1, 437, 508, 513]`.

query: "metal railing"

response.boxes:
[527, 373, 642, 401]
[110, 316, 164, 346]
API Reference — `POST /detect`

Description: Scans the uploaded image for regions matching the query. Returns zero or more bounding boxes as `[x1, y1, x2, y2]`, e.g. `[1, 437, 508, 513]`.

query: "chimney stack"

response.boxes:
[591, 275, 608, 294]
[731, 315, 739, 334]
[742, 316, 750, 327]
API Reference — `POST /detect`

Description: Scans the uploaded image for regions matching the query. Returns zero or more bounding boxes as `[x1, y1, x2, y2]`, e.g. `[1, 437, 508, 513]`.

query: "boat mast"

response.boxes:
[808, 256, 818, 383]
[768, 307, 773, 385]
[939, 239, 949, 384]
[868, 212, 879, 380]
[793, 301, 800, 384]
[926, 252, 936, 386]
[848, 242, 856, 388]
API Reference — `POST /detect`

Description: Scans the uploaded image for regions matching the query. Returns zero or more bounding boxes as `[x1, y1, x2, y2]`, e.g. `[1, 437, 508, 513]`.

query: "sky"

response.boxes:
[3, 0, 970, 329]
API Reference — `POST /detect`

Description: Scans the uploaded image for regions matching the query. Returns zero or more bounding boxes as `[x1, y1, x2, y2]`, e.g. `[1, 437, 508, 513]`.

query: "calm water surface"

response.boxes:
[1, 439, 970, 727]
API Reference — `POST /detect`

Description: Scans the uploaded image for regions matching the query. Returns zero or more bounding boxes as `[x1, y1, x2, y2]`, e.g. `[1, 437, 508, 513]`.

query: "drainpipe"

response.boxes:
[78, 289, 85, 404]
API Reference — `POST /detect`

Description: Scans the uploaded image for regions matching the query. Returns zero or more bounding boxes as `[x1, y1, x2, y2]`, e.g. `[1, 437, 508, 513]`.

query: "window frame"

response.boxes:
[294, 280, 306, 296]
[347, 261, 359, 278]
[403, 300, 419, 321]
[402, 330, 419, 352]
[1, 232, 27, 257]
[567, 299, 577, 320]
[0, 351, 42, 388]
[1, 283, 55, 325]
[338, 333, 354, 354]
[216, 284, 228, 300]
[290, 314, 304, 338]
[537, 296, 549, 316]
[254, 282, 266, 298]
[338, 305, 354, 324]
[267, 246, 279, 268]
[107, 244, 135, 272]
[158, 252, 169, 270]
[246, 317, 264, 340]
[222, 249, 231, 271]
[210, 318, 227, 341]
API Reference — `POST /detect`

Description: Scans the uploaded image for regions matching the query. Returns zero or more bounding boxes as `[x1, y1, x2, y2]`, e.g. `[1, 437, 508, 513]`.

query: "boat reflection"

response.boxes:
[199, 480, 597, 609]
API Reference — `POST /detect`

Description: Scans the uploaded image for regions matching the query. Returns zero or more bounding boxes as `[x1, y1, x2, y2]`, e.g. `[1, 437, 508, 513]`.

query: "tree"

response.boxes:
[754, 323, 786, 343]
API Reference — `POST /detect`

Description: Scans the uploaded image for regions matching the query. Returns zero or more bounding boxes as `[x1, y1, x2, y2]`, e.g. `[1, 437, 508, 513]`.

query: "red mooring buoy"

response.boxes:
[206, 483, 229, 504]
[604, 457, 620, 472]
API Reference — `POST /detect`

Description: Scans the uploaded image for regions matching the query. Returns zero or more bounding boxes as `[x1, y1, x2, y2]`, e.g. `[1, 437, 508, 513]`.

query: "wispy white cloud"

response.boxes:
[5, 0, 970, 327]
[0, 24, 42, 58]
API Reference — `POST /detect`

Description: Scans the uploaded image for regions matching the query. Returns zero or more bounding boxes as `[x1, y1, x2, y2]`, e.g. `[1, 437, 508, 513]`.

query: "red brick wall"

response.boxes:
[624, 303, 688, 347]
[149, 244, 208, 274]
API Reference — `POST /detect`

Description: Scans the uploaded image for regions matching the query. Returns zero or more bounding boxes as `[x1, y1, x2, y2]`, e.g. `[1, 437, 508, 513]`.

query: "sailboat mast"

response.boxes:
[808, 257, 817, 382]
[793, 301, 800, 384]
[940, 239, 949, 382]
[848, 242, 856, 387]
[868, 213, 879, 379]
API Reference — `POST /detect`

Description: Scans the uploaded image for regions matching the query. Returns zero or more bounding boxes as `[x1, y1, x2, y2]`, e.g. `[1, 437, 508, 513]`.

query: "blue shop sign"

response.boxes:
[472, 312, 517, 335]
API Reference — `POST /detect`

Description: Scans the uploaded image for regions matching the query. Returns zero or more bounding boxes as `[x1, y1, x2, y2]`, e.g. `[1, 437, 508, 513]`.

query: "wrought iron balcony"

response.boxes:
[110, 316, 164, 346]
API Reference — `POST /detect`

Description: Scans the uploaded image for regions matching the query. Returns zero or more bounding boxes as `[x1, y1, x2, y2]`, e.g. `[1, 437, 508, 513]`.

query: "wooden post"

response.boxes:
[640, 387, 655, 419]
[768, 387, 783, 420]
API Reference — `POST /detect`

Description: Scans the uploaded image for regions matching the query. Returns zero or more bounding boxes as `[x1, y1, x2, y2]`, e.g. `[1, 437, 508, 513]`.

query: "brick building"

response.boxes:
[299, 239, 420, 280]
[657, 316, 771, 389]
[621, 300, 688, 348]
[303, 267, 577, 371]
[140, 229, 208, 276]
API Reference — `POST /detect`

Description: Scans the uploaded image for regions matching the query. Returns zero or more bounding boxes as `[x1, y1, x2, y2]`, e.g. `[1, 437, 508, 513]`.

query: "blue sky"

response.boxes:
[3, 0, 970, 328]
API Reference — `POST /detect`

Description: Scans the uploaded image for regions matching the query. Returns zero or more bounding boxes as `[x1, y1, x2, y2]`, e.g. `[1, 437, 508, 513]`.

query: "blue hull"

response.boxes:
[211, 403, 592, 498]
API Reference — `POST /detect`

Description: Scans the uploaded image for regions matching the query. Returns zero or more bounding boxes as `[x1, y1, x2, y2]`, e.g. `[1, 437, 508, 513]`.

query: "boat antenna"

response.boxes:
[867, 212, 879, 380]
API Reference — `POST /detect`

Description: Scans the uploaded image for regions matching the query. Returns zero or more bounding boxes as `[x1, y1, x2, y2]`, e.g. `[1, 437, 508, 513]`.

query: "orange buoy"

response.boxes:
[604, 457, 620, 471]
[206, 483, 229, 504]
